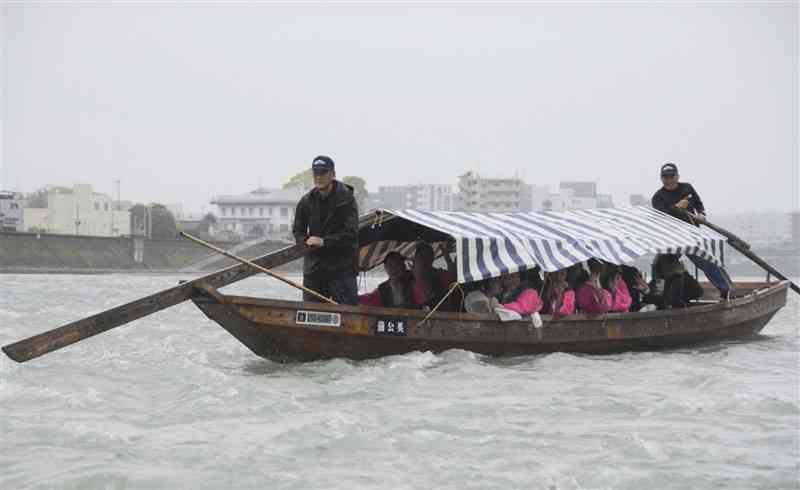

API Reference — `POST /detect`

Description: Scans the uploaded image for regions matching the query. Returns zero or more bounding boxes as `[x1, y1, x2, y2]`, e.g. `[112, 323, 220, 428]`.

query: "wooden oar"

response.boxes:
[2, 242, 307, 363]
[679, 210, 800, 296]
[180, 232, 336, 304]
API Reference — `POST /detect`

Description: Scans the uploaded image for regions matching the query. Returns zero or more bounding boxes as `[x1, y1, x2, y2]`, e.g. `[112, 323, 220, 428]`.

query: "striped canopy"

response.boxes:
[357, 206, 727, 284]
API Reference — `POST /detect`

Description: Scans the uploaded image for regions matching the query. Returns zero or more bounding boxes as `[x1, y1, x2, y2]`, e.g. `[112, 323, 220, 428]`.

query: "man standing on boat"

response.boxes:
[651, 162, 732, 299]
[292, 155, 359, 305]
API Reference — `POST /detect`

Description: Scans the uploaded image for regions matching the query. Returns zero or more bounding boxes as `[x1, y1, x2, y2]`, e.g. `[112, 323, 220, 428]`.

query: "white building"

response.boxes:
[456, 172, 526, 212]
[376, 184, 453, 211]
[24, 184, 131, 236]
[211, 187, 304, 239]
[711, 212, 792, 248]
[532, 181, 613, 211]
[0, 191, 23, 231]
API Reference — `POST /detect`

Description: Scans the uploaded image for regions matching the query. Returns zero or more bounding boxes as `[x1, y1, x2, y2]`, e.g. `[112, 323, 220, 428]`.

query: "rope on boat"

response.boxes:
[420, 282, 464, 325]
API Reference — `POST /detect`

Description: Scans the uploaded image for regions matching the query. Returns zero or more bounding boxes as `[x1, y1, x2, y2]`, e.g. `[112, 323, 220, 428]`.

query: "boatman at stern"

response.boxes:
[292, 155, 359, 305]
[651, 162, 732, 299]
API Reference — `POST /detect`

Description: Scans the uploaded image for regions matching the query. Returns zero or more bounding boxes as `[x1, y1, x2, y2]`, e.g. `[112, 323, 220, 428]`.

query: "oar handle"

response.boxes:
[675, 211, 800, 296]
[180, 232, 337, 305]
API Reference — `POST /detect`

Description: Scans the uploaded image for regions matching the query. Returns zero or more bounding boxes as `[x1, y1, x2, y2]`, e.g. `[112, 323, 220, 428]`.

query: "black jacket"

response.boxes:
[377, 271, 415, 309]
[651, 182, 705, 222]
[292, 180, 359, 278]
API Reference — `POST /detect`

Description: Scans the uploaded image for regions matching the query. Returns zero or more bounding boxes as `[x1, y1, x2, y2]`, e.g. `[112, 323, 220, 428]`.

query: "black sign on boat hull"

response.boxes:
[375, 317, 407, 336]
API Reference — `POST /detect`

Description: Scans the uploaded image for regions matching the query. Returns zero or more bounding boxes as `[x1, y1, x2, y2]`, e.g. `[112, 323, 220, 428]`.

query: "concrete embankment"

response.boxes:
[0, 232, 294, 273]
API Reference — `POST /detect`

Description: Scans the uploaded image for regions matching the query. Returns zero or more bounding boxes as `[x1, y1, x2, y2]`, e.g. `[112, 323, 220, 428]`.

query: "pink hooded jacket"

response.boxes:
[550, 290, 576, 316]
[577, 283, 612, 314]
[501, 289, 543, 316]
[609, 277, 632, 312]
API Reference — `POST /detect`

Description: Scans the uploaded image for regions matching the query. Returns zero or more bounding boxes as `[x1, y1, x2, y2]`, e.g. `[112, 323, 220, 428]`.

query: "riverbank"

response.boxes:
[0, 232, 296, 273]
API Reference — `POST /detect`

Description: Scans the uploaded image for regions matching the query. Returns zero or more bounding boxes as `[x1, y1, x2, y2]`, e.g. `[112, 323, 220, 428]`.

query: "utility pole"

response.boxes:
[113, 179, 120, 236]
[74, 203, 81, 235]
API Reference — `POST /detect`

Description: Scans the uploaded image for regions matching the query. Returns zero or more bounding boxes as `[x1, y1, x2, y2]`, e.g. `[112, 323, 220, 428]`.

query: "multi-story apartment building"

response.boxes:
[376, 184, 453, 211]
[22, 184, 132, 236]
[711, 212, 793, 248]
[456, 172, 528, 212]
[211, 187, 304, 239]
[559, 182, 597, 199]
[0, 191, 22, 231]
[533, 181, 613, 211]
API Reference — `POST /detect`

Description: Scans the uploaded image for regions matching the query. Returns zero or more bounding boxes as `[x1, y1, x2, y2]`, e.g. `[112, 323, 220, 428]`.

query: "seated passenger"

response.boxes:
[619, 265, 650, 312]
[646, 255, 703, 309]
[358, 251, 415, 308]
[526, 266, 544, 292]
[498, 270, 543, 316]
[464, 277, 502, 314]
[602, 265, 633, 312]
[566, 263, 588, 292]
[661, 256, 703, 309]
[411, 242, 458, 310]
[541, 268, 576, 317]
[576, 258, 612, 314]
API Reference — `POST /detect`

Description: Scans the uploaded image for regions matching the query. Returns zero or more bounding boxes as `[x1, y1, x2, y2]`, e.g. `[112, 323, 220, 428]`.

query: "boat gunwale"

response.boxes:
[204, 280, 790, 325]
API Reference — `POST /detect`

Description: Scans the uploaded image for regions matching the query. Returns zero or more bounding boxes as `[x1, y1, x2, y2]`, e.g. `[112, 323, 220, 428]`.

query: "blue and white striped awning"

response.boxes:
[357, 206, 727, 284]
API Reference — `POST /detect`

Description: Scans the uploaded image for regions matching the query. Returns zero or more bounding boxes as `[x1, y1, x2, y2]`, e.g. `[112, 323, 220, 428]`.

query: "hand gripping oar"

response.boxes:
[180, 232, 336, 304]
[678, 210, 800, 296]
[2, 242, 308, 363]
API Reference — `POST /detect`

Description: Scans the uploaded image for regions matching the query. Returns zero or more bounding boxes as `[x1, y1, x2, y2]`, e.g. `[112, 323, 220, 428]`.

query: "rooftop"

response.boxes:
[211, 187, 304, 205]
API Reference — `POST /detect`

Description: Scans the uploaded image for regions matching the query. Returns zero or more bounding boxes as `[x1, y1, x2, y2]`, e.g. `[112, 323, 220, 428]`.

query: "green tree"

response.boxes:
[282, 169, 313, 190]
[129, 203, 178, 239]
[197, 212, 217, 234]
[342, 176, 368, 211]
[282, 169, 369, 211]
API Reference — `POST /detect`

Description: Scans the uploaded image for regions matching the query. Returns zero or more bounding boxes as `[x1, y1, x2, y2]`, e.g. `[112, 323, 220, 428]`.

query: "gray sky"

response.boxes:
[2, 2, 798, 215]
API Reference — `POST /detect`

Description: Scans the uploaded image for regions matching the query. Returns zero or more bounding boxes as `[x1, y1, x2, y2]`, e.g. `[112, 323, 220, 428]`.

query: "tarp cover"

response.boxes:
[357, 206, 727, 284]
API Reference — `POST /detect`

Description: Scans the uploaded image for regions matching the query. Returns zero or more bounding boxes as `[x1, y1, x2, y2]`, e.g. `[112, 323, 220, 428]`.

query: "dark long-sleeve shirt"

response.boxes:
[651, 182, 705, 221]
[292, 180, 359, 277]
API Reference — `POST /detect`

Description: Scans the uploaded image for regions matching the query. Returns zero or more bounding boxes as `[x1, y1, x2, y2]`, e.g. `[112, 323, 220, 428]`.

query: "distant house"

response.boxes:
[0, 191, 23, 231]
[210, 187, 304, 239]
[19, 185, 131, 236]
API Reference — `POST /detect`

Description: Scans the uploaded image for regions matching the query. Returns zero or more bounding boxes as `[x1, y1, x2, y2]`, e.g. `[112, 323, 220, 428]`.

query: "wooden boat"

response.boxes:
[191, 280, 790, 362]
[5, 206, 795, 365]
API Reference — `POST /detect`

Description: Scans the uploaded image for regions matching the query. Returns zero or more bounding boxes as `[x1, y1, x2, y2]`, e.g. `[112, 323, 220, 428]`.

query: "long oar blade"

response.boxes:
[2, 243, 306, 363]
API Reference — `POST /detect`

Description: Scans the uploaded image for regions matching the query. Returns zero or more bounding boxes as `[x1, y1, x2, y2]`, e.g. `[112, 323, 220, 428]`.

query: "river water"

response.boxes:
[1, 273, 798, 489]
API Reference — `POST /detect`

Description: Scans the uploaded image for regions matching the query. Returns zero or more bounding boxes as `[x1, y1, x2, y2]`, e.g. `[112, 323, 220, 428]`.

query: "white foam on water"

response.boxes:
[1, 273, 798, 489]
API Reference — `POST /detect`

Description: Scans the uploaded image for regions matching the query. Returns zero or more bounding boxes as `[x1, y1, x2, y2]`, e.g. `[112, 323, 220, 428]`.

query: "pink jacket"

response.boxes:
[501, 289, 543, 316]
[577, 284, 612, 314]
[609, 278, 632, 312]
[551, 290, 576, 316]
[359, 289, 383, 307]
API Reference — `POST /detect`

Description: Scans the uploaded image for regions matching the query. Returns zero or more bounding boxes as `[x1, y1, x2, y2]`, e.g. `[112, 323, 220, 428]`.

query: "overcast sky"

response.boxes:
[2, 2, 797, 215]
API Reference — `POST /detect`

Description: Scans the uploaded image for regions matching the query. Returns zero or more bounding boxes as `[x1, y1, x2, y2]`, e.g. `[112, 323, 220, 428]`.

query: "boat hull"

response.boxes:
[191, 281, 789, 362]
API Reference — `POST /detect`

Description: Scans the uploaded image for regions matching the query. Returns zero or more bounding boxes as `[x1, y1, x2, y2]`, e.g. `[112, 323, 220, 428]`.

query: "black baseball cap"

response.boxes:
[660, 163, 678, 176]
[311, 155, 335, 172]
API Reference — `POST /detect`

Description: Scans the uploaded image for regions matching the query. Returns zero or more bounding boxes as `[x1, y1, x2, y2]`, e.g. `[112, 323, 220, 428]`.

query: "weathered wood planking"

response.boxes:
[192, 281, 789, 362]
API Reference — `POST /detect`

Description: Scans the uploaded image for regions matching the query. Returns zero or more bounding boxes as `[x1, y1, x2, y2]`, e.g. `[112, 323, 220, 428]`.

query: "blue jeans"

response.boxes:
[687, 254, 731, 293]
